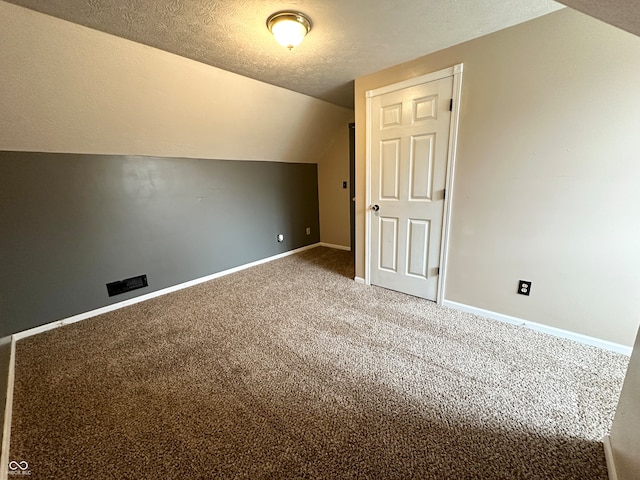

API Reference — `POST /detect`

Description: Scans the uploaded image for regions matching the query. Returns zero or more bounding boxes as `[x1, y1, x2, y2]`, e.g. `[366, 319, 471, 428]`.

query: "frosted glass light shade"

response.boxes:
[267, 12, 312, 50]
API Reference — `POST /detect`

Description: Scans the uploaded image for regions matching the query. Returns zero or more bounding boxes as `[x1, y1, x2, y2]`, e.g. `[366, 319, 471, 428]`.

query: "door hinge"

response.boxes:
[449, 99, 453, 111]
[443, 188, 446, 200]
[435, 267, 440, 276]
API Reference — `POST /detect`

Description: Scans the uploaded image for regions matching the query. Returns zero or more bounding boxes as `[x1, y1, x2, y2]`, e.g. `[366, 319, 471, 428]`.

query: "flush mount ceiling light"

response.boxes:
[266, 11, 312, 50]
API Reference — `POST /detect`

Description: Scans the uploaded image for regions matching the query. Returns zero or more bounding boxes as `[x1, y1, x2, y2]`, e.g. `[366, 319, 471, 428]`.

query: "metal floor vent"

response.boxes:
[106, 274, 148, 297]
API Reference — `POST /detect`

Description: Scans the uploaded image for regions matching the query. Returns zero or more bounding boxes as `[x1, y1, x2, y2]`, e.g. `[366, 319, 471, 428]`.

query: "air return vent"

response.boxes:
[106, 274, 148, 297]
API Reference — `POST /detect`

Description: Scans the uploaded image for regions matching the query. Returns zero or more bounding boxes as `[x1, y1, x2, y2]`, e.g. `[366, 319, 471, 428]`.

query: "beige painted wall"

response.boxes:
[0, 1, 352, 163]
[355, 8, 640, 346]
[318, 123, 353, 248]
[610, 325, 640, 479]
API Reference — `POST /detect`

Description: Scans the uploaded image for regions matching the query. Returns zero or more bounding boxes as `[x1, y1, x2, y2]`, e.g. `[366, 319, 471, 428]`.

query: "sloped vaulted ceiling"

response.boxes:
[2, 0, 563, 108]
[556, 0, 640, 38]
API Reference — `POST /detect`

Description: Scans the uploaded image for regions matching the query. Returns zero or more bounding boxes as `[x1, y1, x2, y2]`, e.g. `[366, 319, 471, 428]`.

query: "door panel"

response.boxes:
[380, 139, 400, 200]
[410, 134, 435, 201]
[369, 74, 454, 300]
[382, 103, 402, 128]
[407, 219, 430, 279]
[413, 95, 438, 122]
[379, 217, 399, 272]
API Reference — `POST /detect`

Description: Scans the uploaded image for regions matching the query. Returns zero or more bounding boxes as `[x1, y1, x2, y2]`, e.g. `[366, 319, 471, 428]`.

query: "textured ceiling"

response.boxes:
[4, 0, 564, 108]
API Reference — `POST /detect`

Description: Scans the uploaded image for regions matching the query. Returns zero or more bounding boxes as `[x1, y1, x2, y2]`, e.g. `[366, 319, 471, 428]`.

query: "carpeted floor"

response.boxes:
[10, 247, 628, 479]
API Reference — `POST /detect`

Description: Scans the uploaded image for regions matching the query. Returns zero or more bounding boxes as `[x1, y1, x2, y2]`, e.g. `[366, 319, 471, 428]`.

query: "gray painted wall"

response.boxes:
[1, 152, 320, 337]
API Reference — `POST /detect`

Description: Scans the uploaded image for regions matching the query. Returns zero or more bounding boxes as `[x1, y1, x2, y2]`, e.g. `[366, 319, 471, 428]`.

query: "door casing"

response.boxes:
[365, 64, 463, 304]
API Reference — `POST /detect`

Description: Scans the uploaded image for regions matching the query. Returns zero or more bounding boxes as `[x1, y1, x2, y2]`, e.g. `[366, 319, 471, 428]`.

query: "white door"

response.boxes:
[368, 73, 455, 300]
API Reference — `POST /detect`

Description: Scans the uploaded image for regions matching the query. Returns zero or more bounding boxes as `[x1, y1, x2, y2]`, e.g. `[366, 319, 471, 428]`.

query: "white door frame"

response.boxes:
[365, 64, 463, 304]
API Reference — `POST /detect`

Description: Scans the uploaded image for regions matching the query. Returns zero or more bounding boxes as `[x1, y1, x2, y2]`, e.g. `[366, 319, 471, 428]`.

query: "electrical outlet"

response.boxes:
[277, 234, 284, 242]
[517, 280, 532, 296]
[306, 227, 311, 235]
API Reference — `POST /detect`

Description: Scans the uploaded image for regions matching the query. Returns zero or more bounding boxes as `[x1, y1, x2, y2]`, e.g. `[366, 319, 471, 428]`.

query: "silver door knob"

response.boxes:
[371, 204, 380, 212]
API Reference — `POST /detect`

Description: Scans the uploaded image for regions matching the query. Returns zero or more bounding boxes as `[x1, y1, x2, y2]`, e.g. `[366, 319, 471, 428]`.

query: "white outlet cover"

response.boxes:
[277, 234, 284, 242]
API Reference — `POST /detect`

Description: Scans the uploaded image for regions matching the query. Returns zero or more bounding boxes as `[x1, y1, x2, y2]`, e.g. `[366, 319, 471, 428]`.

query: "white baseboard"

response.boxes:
[603, 435, 618, 480]
[1, 337, 16, 480]
[442, 300, 632, 356]
[319, 243, 351, 251]
[13, 243, 322, 342]
[354, 277, 366, 285]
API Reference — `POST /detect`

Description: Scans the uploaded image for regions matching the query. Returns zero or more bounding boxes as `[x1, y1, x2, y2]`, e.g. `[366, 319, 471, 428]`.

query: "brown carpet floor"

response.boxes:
[10, 247, 628, 479]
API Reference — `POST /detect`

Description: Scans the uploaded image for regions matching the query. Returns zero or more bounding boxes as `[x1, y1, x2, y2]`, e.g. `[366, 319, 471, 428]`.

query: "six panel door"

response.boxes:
[369, 75, 454, 300]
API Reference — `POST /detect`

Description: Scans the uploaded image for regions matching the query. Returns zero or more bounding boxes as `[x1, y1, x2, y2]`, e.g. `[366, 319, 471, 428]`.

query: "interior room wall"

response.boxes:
[354, 8, 640, 347]
[318, 122, 354, 249]
[609, 325, 640, 479]
[0, 152, 320, 337]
